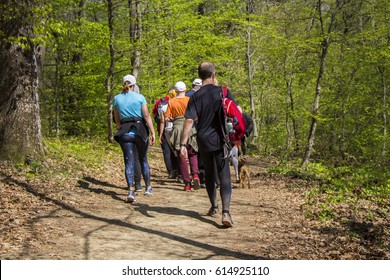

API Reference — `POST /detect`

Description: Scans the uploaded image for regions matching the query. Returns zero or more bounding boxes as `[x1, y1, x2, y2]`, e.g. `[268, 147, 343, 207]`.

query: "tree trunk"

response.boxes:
[106, 0, 115, 143]
[129, 0, 142, 78]
[302, 0, 342, 167]
[285, 74, 299, 152]
[246, 28, 258, 140]
[378, 66, 388, 162]
[246, 0, 258, 139]
[0, 0, 44, 163]
[302, 37, 330, 167]
[55, 57, 60, 138]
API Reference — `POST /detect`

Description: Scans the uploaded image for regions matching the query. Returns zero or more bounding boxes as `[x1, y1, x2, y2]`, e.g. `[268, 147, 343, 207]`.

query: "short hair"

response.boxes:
[198, 62, 215, 80]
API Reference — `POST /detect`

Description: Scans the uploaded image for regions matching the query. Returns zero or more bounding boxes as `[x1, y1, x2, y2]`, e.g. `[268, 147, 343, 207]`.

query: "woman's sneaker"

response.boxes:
[126, 190, 136, 203]
[207, 207, 220, 218]
[222, 212, 233, 228]
[144, 186, 153, 196]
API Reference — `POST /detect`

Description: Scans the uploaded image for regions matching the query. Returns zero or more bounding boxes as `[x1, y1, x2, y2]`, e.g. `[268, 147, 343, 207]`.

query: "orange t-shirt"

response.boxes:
[165, 97, 190, 119]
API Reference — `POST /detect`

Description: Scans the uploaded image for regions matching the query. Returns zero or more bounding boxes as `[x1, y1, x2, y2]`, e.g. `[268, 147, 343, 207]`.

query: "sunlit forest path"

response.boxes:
[0, 146, 388, 260]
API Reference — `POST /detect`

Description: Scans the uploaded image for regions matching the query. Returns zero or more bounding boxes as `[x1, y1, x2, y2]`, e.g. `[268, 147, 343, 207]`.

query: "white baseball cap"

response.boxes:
[122, 74, 136, 86]
[174, 81, 187, 92]
[192, 78, 202, 86]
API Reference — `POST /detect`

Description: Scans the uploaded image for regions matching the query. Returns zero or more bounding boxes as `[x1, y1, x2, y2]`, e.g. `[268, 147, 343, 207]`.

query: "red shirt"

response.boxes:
[152, 96, 169, 117]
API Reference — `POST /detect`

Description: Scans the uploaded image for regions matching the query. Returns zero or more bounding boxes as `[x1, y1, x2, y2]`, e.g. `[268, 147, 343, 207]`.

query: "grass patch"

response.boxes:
[19, 137, 123, 182]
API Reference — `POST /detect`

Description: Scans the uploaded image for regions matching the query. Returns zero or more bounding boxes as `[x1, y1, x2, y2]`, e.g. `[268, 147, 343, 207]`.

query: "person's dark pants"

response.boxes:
[199, 149, 232, 213]
[197, 153, 205, 184]
[241, 136, 247, 155]
[161, 134, 177, 175]
[134, 147, 141, 185]
[119, 134, 151, 189]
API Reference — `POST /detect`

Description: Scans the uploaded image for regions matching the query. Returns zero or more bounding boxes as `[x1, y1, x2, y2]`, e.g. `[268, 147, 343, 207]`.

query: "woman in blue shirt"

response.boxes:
[113, 74, 156, 203]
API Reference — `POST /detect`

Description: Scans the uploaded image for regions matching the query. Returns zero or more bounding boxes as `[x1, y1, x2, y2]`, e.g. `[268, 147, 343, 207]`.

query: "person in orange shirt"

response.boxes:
[163, 81, 200, 191]
[154, 87, 179, 179]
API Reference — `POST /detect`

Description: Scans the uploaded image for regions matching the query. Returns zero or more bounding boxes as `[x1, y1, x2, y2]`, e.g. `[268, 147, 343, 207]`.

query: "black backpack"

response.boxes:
[243, 113, 254, 137]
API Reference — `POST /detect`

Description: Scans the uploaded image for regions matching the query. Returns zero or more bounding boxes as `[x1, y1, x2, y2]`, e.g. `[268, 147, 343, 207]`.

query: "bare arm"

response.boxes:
[159, 114, 165, 142]
[114, 109, 121, 129]
[142, 104, 156, 145]
[179, 118, 194, 159]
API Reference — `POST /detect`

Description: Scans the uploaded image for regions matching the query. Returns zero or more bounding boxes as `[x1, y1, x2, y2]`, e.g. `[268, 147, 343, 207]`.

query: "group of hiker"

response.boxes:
[113, 62, 253, 228]
[155, 79, 202, 191]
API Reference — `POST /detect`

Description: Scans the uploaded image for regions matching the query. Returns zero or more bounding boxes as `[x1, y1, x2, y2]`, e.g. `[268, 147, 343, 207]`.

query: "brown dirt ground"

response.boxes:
[0, 146, 388, 260]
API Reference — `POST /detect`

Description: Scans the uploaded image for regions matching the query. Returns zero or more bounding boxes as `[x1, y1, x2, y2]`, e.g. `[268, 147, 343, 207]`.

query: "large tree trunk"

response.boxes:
[0, 0, 44, 163]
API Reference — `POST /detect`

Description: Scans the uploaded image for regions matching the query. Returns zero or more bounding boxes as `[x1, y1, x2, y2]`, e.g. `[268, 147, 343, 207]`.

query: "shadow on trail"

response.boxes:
[83, 176, 124, 190]
[134, 203, 221, 228]
[2, 173, 268, 260]
[82, 176, 183, 194]
[77, 179, 124, 203]
[151, 178, 179, 187]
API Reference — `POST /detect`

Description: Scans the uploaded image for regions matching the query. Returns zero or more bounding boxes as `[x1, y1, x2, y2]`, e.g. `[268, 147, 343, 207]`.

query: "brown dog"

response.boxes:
[238, 156, 250, 188]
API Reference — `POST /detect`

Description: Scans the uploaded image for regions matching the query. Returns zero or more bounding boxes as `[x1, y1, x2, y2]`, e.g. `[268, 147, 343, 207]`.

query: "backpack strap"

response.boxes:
[221, 86, 228, 98]
[220, 86, 228, 114]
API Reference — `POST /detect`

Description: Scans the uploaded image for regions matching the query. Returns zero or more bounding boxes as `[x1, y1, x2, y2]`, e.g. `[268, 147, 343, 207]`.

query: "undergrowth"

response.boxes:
[269, 160, 389, 251]
[18, 137, 121, 181]
[269, 161, 389, 222]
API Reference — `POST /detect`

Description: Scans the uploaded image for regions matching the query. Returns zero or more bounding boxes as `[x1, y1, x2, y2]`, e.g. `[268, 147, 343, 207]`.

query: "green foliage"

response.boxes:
[16, 159, 44, 179]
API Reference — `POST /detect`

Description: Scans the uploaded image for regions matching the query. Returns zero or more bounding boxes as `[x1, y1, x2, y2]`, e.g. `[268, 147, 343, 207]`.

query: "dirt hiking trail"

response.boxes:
[0, 146, 388, 260]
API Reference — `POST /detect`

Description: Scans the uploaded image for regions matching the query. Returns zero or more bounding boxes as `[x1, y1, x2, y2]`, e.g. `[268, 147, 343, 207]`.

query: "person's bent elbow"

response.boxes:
[184, 118, 194, 127]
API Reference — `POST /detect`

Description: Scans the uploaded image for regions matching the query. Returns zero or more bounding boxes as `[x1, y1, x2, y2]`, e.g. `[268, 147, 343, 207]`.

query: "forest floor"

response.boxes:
[0, 143, 389, 260]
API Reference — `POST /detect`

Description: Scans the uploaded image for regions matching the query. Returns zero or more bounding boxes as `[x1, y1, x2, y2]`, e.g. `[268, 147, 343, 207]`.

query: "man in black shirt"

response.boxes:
[180, 62, 240, 228]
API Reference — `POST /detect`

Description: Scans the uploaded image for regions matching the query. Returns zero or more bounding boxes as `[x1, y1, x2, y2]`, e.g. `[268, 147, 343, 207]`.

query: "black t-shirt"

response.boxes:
[185, 84, 237, 152]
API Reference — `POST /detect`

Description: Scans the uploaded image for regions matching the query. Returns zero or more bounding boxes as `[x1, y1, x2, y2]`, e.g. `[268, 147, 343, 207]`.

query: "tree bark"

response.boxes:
[246, 0, 258, 139]
[285, 73, 299, 152]
[0, 0, 44, 163]
[129, 0, 142, 78]
[302, 38, 330, 167]
[378, 66, 388, 162]
[55, 56, 60, 138]
[106, 0, 115, 143]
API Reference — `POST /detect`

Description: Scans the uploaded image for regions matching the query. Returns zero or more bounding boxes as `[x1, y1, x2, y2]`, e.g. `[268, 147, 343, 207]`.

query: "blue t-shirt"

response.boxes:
[113, 91, 147, 136]
[113, 91, 147, 120]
